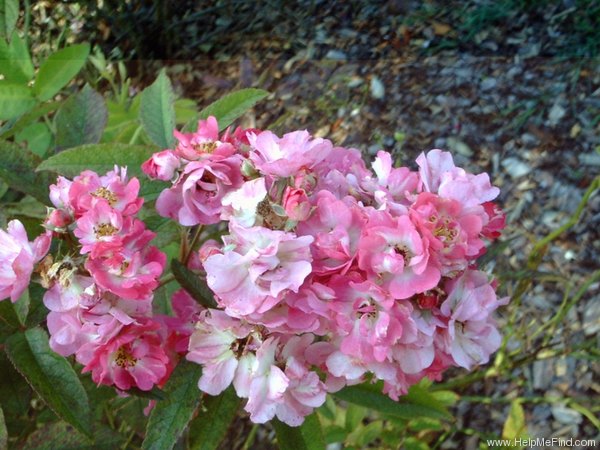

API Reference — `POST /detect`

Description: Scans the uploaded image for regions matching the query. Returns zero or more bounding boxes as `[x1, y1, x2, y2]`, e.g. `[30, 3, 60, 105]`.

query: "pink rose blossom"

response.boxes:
[82, 320, 171, 391]
[0, 220, 51, 302]
[156, 156, 243, 226]
[358, 211, 441, 299]
[248, 130, 332, 178]
[282, 187, 311, 221]
[203, 225, 313, 316]
[141, 150, 180, 181]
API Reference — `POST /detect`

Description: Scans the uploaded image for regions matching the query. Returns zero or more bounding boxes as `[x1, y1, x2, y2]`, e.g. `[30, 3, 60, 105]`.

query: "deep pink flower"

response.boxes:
[173, 116, 237, 161]
[0, 220, 51, 302]
[73, 201, 127, 256]
[85, 221, 165, 300]
[82, 320, 171, 391]
[68, 167, 143, 218]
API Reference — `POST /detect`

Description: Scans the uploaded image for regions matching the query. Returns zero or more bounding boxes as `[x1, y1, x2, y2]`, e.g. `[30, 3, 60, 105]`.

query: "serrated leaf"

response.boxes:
[128, 386, 166, 401]
[502, 399, 527, 441]
[0, 82, 36, 120]
[0, 0, 18, 39]
[33, 43, 90, 102]
[142, 360, 202, 450]
[4, 327, 92, 436]
[171, 259, 217, 309]
[0, 139, 54, 204]
[22, 421, 124, 450]
[273, 413, 325, 450]
[139, 69, 176, 149]
[188, 387, 241, 450]
[54, 84, 108, 150]
[0, 352, 31, 418]
[334, 384, 450, 420]
[36, 142, 155, 178]
[0, 33, 34, 83]
[199, 88, 268, 131]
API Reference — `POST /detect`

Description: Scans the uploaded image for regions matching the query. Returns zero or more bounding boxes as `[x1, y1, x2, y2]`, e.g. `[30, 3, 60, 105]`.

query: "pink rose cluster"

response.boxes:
[143, 117, 508, 426]
[41, 167, 178, 392]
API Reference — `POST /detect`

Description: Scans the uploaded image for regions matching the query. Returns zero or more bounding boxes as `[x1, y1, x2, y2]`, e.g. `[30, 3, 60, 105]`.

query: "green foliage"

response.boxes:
[199, 88, 269, 131]
[0, 83, 36, 120]
[273, 414, 325, 450]
[142, 361, 203, 450]
[4, 328, 92, 437]
[139, 69, 176, 149]
[0, 139, 55, 204]
[171, 259, 218, 309]
[32, 43, 90, 102]
[502, 400, 527, 445]
[0, 0, 18, 40]
[188, 387, 241, 450]
[54, 84, 108, 149]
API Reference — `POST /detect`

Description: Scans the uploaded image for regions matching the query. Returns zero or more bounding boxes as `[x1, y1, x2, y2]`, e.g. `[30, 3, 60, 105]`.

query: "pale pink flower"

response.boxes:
[0, 220, 51, 302]
[220, 178, 268, 227]
[438, 270, 508, 369]
[47, 310, 85, 356]
[187, 310, 254, 395]
[243, 337, 289, 423]
[203, 225, 313, 316]
[274, 335, 327, 426]
[296, 191, 365, 275]
[248, 130, 332, 178]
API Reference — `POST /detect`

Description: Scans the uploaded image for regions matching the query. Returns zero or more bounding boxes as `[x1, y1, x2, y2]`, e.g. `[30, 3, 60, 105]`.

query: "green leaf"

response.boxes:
[0, 82, 36, 120]
[188, 387, 241, 450]
[15, 122, 52, 156]
[199, 88, 268, 131]
[4, 327, 92, 436]
[502, 399, 527, 441]
[0, 406, 7, 450]
[0, 0, 18, 39]
[36, 142, 155, 178]
[33, 43, 90, 102]
[139, 69, 176, 149]
[404, 437, 430, 450]
[22, 421, 124, 450]
[171, 259, 217, 308]
[142, 360, 202, 450]
[0, 33, 35, 83]
[347, 421, 383, 448]
[0, 100, 62, 139]
[0, 352, 31, 418]
[175, 98, 198, 125]
[0, 139, 54, 204]
[54, 84, 108, 150]
[334, 384, 450, 421]
[273, 413, 325, 450]
[404, 383, 453, 416]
